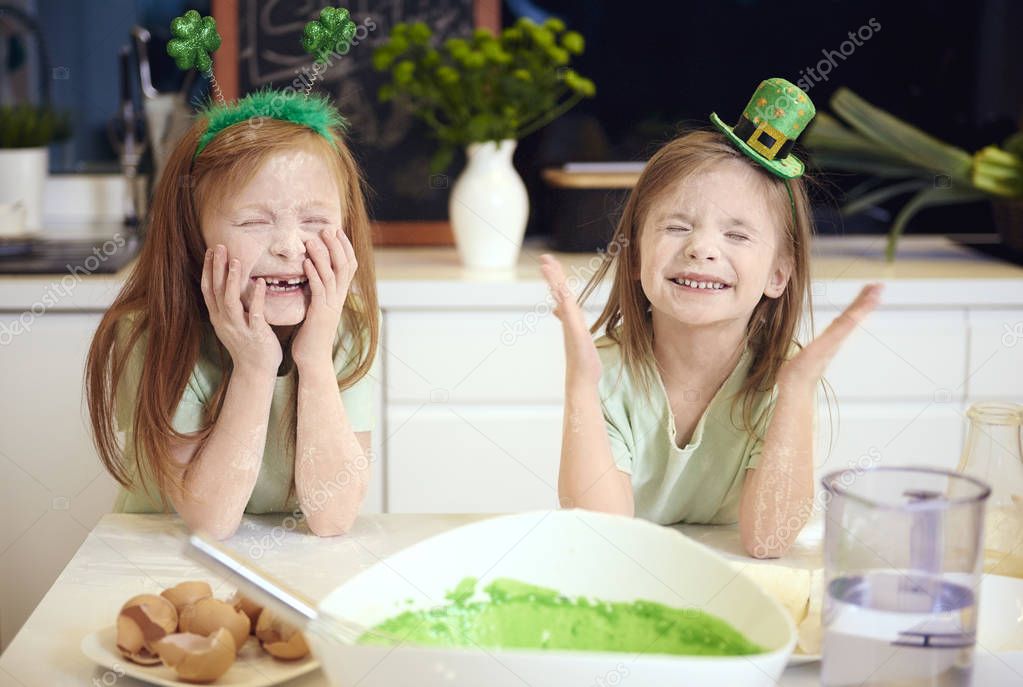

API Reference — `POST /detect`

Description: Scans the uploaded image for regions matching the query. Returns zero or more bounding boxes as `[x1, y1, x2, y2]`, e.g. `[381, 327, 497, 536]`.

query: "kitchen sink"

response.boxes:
[0, 234, 141, 274]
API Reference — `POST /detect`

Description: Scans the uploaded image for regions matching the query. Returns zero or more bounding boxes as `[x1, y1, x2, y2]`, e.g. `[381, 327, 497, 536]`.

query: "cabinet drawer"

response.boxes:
[813, 401, 965, 479]
[385, 308, 968, 404]
[966, 310, 1023, 400]
[385, 309, 598, 404]
[386, 405, 561, 512]
[812, 310, 967, 400]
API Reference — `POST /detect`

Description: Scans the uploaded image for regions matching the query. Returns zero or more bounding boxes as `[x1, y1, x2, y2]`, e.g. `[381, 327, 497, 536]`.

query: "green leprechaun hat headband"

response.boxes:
[167, 7, 357, 157]
[710, 77, 816, 179]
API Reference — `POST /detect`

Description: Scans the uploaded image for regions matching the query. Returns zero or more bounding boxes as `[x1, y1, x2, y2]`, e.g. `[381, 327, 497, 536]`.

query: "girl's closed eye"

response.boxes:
[726, 231, 751, 242]
[235, 216, 270, 227]
[666, 225, 691, 233]
[302, 216, 330, 225]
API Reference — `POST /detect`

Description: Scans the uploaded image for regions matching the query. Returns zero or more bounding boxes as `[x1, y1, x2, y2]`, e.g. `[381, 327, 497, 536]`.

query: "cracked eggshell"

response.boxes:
[229, 591, 263, 632]
[254, 608, 310, 660]
[116, 594, 179, 665]
[161, 581, 213, 616]
[179, 598, 251, 652]
[154, 627, 237, 683]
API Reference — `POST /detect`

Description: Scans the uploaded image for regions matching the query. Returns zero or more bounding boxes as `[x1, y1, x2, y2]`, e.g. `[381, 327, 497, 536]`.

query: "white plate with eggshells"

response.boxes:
[81, 626, 319, 686]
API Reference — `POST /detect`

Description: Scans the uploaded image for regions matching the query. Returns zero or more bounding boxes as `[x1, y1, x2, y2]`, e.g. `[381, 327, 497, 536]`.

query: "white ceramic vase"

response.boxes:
[448, 139, 528, 270]
[0, 147, 48, 233]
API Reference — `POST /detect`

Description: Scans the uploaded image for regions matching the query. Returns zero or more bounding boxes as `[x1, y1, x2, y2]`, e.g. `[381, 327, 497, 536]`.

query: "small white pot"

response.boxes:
[0, 147, 48, 233]
[448, 139, 528, 270]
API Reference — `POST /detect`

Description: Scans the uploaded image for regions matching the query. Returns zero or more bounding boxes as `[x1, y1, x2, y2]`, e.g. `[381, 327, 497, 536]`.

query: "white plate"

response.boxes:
[81, 626, 319, 686]
[785, 573, 1023, 665]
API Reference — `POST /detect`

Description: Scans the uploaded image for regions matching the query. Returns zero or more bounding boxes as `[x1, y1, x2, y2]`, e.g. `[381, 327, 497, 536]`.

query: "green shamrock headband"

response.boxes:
[195, 89, 347, 156]
[167, 7, 357, 158]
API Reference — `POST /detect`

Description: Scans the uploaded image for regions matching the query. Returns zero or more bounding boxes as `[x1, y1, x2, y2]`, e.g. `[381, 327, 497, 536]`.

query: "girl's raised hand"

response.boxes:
[779, 283, 884, 389]
[201, 244, 282, 375]
[540, 254, 602, 386]
[291, 227, 358, 368]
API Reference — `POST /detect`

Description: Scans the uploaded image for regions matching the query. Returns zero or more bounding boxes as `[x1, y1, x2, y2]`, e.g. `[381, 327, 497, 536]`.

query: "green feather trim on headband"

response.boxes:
[194, 88, 347, 157]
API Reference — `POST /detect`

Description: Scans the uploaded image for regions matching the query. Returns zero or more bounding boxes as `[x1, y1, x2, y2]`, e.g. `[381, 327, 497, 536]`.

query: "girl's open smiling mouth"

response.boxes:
[668, 277, 732, 291]
[251, 275, 310, 296]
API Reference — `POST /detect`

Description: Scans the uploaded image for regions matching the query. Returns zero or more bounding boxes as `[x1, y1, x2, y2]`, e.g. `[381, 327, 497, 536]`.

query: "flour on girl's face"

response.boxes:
[200, 148, 345, 327]
[638, 158, 791, 334]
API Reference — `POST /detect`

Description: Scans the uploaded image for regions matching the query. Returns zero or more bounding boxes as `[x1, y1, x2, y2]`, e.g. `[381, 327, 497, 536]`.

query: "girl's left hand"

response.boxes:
[778, 283, 883, 390]
[291, 227, 358, 368]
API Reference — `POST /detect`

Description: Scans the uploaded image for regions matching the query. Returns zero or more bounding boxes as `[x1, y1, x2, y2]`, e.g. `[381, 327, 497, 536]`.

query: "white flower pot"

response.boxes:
[0, 147, 48, 232]
[448, 139, 528, 270]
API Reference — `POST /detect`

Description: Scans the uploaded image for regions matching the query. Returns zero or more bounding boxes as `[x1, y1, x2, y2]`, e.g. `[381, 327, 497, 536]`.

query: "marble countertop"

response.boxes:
[1, 229, 1022, 311]
[3, 512, 1022, 687]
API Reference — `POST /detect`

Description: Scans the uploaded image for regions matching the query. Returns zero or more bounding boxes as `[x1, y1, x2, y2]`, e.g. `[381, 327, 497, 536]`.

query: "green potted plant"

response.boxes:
[373, 17, 595, 269]
[0, 105, 71, 234]
[804, 88, 1023, 260]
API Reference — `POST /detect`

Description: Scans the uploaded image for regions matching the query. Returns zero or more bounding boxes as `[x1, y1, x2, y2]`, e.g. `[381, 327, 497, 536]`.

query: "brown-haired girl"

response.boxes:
[85, 91, 379, 539]
[541, 79, 882, 558]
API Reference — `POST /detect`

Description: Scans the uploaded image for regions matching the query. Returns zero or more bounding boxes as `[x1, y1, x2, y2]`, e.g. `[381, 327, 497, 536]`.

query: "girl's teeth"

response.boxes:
[677, 278, 725, 290]
[261, 277, 308, 292]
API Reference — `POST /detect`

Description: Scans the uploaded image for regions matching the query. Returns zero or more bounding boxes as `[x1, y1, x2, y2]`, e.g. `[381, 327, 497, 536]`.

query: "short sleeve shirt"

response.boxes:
[596, 335, 777, 526]
[111, 313, 379, 514]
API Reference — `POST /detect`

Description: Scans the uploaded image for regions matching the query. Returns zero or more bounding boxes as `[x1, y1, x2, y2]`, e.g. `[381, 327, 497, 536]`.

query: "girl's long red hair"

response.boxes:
[85, 116, 379, 507]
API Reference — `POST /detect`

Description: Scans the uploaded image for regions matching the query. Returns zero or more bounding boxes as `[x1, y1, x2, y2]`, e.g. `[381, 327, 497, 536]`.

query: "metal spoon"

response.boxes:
[185, 531, 405, 647]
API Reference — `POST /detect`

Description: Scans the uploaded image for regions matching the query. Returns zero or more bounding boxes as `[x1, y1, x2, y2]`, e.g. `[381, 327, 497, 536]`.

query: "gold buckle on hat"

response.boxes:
[746, 121, 786, 161]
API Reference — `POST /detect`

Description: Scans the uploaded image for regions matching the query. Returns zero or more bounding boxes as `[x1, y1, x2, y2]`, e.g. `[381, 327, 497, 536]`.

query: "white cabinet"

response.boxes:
[966, 309, 1023, 401]
[0, 312, 118, 650]
[813, 310, 968, 400]
[385, 309, 568, 404]
[386, 405, 562, 512]
[813, 401, 966, 479]
[381, 305, 1003, 515]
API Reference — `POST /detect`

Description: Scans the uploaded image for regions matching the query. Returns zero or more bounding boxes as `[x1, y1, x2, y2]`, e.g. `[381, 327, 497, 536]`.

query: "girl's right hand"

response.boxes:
[201, 244, 282, 375]
[540, 254, 602, 386]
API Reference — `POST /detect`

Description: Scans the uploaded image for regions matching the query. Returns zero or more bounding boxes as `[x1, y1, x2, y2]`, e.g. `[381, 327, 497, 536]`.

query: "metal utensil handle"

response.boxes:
[185, 532, 319, 631]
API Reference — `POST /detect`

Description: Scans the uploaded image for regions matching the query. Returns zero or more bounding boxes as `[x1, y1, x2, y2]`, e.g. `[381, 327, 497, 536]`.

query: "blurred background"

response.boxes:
[2, 0, 1021, 246]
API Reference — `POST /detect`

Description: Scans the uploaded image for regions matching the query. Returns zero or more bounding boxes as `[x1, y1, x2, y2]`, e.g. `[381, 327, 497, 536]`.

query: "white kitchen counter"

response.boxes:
[2, 513, 1022, 687]
[2, 233, 1022, 312]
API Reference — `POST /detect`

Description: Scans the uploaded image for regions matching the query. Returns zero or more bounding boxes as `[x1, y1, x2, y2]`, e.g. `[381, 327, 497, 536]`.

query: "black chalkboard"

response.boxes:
[236, 0, 479, 222]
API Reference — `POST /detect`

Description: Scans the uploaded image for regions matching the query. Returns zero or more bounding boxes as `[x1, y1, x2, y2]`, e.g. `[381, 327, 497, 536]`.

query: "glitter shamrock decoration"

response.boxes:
[302, 6, 357, 64]
[167, 10, 222, 72]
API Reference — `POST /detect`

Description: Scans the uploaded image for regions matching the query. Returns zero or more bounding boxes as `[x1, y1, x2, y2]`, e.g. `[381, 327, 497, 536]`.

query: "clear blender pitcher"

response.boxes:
[956, 402, 1023, 577]
[820, 466, 990, 687]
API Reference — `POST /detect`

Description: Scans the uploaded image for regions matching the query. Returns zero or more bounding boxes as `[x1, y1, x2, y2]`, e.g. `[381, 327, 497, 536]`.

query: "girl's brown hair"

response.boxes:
[580, 129, 815, 431]
[85, 116, 379, 508]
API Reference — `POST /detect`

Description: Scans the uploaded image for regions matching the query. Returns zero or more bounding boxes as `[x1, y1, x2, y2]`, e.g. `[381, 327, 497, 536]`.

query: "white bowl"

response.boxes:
[314, 510, 796, 686]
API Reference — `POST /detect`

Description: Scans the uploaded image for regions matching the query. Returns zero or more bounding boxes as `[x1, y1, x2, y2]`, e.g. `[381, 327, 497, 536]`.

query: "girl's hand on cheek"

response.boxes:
[778, 283, 883, 390]
[201, 244, 282, 375]
[291, 227, 358, 368]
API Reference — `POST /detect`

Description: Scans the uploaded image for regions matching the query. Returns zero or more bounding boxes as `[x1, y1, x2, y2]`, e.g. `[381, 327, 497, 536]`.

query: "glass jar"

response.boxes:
[956, 402, 1023, 577]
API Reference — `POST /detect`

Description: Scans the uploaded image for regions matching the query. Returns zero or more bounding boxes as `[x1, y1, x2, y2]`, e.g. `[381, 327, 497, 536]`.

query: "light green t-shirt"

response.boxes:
[112, 313, 379, 514]
[597, 335, 777, 526]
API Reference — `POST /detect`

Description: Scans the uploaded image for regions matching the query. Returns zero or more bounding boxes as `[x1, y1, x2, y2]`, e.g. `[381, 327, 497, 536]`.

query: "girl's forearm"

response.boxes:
[294, 357, 369, 536]
[739, 378, 816, 558]
[559, 377, 634, 516]
[174, 365, 276, 539]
